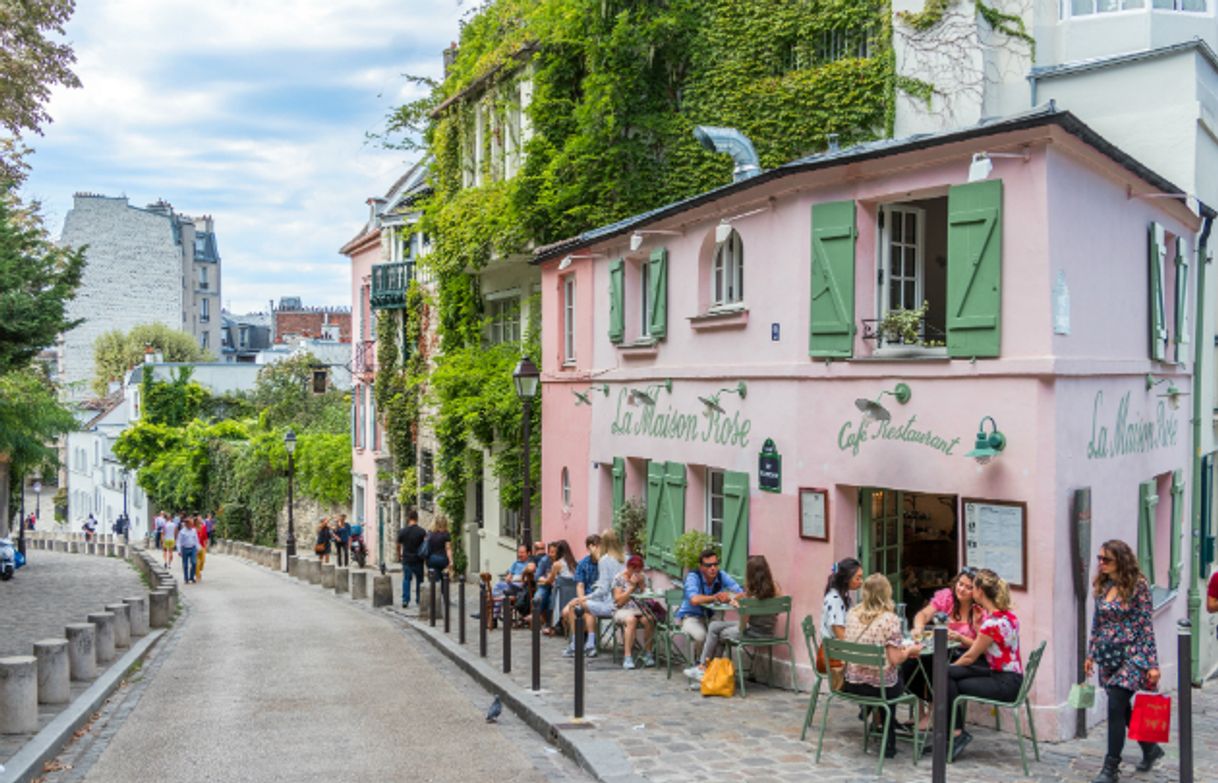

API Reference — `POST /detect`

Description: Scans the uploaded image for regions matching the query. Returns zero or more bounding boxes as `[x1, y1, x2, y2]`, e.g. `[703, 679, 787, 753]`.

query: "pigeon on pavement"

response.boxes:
[486, 695, 502, 723]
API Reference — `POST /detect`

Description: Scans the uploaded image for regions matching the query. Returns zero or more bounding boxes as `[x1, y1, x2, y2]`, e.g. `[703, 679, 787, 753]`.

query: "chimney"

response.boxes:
[443, 42, 459, 77]
[143, 345, 163, 364]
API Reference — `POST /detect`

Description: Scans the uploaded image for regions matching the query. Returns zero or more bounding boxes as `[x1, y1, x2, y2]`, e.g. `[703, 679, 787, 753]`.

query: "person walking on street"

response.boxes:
[315, 518, 333, 564]
[153, 512, 165, 551]
[195, 514, 209, 582]
[425, 517, 453, 583]
[395, 510, 426, 609]
[162, 513, 178, 568]
[178, 517, 200, 584]
[334, 514, 351, 567]
[83, 513, 97, 542]
[1086, 539, 1163, 782]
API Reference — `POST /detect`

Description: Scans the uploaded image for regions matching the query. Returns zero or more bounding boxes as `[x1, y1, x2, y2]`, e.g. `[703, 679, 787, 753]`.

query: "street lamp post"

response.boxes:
[284, 429, 297, 569]
[512, 356, 540, 550]
[33, 480, 41, 526]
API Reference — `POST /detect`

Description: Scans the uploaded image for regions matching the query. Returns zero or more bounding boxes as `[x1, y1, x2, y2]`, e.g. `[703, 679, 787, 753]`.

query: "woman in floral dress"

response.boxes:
[1085, 539, 1162, 782]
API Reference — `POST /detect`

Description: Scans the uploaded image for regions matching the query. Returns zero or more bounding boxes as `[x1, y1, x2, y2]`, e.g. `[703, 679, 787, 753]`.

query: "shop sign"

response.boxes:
[1086, 390, 1178, 460]
[837, 414, 961, 458]
[610, 388, 752, 448]
[758, 439, 781, 493]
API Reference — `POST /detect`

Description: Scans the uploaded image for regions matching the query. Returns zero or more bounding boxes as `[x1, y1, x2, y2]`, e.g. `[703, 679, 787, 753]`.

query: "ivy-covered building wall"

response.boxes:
[382, 0, 907, 574]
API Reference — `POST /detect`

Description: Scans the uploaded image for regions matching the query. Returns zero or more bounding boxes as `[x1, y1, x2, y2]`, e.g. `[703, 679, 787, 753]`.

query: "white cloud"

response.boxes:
[24, 0, 464, 314]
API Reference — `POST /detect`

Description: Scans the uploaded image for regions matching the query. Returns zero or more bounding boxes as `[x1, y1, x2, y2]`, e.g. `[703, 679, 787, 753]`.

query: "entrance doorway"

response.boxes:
[859, 488, 959, 622]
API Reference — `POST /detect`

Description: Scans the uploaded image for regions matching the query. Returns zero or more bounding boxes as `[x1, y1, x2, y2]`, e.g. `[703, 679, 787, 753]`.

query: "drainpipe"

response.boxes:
[1190, 206, 1214, 684]
[692, 126, 762, 182]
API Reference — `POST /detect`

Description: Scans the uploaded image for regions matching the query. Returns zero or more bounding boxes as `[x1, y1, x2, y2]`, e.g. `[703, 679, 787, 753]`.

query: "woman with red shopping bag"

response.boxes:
[1085, 539, 1163, 782]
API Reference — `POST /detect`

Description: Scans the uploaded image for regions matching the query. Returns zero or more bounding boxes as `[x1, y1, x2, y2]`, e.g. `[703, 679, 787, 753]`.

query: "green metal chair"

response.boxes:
[654, 587, 692, 678]
[814, 638, 924, 776]
[799, 615, 830, 741]
[948, 640, 1046, 776]
[721, 596, 796, 696]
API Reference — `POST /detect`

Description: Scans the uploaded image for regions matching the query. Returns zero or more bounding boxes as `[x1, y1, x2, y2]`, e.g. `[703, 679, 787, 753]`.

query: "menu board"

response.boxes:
[962, 498, 1027, 590]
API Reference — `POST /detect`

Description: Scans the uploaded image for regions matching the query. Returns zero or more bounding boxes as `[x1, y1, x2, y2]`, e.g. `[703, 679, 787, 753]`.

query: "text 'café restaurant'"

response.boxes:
[534, 108, 1202, 739]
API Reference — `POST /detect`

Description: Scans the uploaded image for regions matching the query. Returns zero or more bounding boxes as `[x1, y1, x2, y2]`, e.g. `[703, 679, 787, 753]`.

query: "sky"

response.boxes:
[21, 0, 467, 315]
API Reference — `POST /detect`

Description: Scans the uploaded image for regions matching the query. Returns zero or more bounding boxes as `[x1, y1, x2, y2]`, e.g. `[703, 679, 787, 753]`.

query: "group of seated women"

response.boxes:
[819, 558, 1023, 762]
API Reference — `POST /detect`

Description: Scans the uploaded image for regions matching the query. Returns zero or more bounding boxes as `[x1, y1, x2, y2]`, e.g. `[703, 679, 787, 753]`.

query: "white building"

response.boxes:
[57, 194, 224, 402]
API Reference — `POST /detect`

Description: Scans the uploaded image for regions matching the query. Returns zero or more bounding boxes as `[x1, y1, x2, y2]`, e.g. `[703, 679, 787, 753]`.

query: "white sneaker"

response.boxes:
[623, 656, 636, 670]
[683, 665, 704, 680]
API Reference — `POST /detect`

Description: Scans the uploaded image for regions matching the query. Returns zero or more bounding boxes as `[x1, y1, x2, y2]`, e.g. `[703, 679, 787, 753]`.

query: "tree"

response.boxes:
[0, 0, 82, 184]
[91, 322, 212, 396]
[0, 366, 76, 524]
[252, 353, 347, 432]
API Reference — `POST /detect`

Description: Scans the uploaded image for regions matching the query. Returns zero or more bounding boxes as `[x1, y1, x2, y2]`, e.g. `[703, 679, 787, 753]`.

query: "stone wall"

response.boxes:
[276, 495, 348, 550]
[58, 195, 183, 401]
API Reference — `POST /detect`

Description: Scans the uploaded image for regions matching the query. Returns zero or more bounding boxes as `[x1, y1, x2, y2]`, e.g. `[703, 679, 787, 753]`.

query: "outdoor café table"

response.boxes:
[911, 635, 960, 703]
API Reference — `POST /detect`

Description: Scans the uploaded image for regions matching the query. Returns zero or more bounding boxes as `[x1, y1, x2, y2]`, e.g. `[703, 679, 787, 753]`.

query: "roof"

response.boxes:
[534, 105, 1212, 264]
[1029, 37, 1218, 81]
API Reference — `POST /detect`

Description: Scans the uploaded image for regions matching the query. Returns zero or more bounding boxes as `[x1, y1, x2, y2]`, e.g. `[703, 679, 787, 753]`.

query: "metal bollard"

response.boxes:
[479, 583, 488, 658]
[429, 573, 437, 628]
[442, 573, 451, 634]
[503, 590, 512, 674]
[1179, 619, 1193, 783]
[531, 593, 542, 692]
[459, 579, 467, 645]
[573, 605, 586, 718]
[932, 619, 948, 782]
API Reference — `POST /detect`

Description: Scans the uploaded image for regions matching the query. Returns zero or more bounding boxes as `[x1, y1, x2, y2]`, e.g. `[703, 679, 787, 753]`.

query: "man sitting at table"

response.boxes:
[496, 545, 534, 622]
[675, 548, 745, 659]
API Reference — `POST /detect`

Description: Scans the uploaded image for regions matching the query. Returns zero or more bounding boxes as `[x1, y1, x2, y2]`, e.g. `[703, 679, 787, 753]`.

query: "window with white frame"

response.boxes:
[640, 261, 653, 337]
[1064, 0, 1204, 15]
[486, 297, 521, 345]
[877, 199, 948, 346]
[201, 297, 210, 322]
[707, 468, 725, 542]
[198, 266, 208, 289]
[563, 276, 576, 363]
[712, 229, 744, 306]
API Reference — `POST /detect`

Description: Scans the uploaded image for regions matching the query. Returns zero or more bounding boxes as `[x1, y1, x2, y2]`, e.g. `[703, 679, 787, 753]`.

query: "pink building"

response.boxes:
[534, 108, 1208, 740]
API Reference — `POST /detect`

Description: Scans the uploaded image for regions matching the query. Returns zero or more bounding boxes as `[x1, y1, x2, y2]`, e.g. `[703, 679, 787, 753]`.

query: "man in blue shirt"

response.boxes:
[676, 547, 744, 659]
[573, 534, 601, 597]
[498, 545, 532, 622]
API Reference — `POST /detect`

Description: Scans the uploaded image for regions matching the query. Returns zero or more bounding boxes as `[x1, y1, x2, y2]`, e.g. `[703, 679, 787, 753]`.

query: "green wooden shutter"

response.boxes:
[1149, 224, 1167, 361]
[947, 180, 1003, 358]
[1173, 237, 1189, 364]
[611, 457, 626, 533]
[721, 471, 750, 581]
[609, 258, 625, 344]
[662, 462, 687, 576]
[809, 200, 857, 358]
[1170, 469, 1184, 590]
[1138, 479, 1158, 583]
[645, 461, 670, 571]
[648, 248, 668, 339]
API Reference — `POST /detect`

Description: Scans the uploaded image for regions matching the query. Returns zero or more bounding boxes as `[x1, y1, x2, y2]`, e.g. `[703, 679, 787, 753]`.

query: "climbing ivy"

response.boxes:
[382, 0, 900, 564]
[898, 0, 1034, 50]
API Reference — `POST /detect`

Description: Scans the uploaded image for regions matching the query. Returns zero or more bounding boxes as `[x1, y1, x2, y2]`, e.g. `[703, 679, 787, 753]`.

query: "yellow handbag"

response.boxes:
[700, 657, 736, 698]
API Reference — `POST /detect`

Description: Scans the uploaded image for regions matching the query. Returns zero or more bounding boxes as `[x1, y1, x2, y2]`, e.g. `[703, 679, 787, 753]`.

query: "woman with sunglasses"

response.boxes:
[1085, 540, 1162, 782]
[907, 566, 987, 729]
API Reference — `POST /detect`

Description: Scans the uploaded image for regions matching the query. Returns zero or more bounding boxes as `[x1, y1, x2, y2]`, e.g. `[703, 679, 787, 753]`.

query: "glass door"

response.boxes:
[859, 487, 903, 603]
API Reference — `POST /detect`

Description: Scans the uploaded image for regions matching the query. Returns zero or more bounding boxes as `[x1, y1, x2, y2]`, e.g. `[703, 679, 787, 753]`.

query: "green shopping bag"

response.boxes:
[1068, 683, 1096, 709]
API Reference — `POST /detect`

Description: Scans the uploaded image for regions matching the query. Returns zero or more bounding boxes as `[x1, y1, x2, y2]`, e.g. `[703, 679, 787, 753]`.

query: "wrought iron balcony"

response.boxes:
[370, 261, 414, 309]
[354, 340, 377, 376]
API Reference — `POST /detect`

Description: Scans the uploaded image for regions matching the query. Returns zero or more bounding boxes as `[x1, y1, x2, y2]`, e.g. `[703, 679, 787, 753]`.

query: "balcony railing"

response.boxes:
[860, 315, 946, 349]
[354, 340, 377, 375]
[370, 261, 414, 309]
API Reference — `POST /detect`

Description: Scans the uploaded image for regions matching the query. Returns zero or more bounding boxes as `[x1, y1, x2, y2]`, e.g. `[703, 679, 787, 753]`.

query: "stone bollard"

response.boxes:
[350, 570, 368, 601]
[306, 559, 322, 585]
[87, 612, 116, 664]
[33, 639, 70, 704]
[149, 591, 171, 629]
[116, 544, 127, 559]
[0, 656, 39, 734]
[124, 596, 149, 637]
[287, 556, 299, 578]
[105, 603, 132, 648]
[65, 624, 97, 681]
[321, 563, 336, 589]
[372, 574, 392, 607]
[334, 566, 348, 594]
[69, 540, 80, 554]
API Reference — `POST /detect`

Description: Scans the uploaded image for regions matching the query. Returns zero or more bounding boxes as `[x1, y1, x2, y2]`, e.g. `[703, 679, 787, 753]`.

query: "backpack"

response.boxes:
[417, 533, 430, 559]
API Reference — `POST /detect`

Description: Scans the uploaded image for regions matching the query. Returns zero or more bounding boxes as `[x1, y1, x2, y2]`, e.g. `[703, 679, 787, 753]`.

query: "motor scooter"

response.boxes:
[350, 531, 367, 569]
[0, 536, 23, 581]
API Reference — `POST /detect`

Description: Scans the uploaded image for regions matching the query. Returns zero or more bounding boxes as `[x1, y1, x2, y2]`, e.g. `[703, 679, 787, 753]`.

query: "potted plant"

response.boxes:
[878, 300, 929, 346]
[673, 529, 718, 573]
[614, 497, 647, 557]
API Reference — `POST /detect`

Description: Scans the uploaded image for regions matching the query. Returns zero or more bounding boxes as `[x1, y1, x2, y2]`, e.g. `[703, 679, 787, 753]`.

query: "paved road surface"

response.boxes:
[73, 554, 587, 783]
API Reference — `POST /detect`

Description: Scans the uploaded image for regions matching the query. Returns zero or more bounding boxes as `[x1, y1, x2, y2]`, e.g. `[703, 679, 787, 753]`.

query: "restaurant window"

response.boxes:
[486, 296, 521, 345]
[706, 468, 725, 542]
[419, 449, 435, 511]
[1138, 471, 1184, 605]
[712, 229, 744, 307]
[563, 276, 576, 363]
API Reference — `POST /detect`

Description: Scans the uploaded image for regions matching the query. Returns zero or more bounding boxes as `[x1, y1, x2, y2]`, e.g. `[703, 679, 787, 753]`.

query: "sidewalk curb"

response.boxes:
[391, 609, 646, 783]
[0, 629, 166, 783]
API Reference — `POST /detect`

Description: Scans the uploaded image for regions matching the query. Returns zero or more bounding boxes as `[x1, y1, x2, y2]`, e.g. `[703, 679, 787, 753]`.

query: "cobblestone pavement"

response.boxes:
[393, 596, 1218, 783]
[0, 549, 146, 658]
[52, 555, 590, 783]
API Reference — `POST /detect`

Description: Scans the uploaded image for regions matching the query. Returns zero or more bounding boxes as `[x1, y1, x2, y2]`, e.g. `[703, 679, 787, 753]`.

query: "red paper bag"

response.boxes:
[1128, 691, 1171, 744]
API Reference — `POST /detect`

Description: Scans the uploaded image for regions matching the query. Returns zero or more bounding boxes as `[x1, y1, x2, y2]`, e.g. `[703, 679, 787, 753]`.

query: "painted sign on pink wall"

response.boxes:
[1086, 390, 1179, 460]
[837, 414, 962, 458]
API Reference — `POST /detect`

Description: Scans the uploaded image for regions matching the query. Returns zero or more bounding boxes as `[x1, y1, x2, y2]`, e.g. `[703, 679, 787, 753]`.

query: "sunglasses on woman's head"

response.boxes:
[1096, 555, 1114, 564]
[958, 567, 977, 578]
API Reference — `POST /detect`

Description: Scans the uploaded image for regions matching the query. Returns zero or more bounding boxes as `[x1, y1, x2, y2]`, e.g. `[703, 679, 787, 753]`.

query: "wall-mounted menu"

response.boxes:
[962, 498, 1026, 589]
